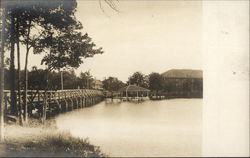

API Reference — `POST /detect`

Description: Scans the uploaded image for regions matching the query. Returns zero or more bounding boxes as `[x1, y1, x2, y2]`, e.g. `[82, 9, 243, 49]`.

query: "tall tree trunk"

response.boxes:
[23, 20, 31, 123]
[10, 15, 16, 115]
[24, 49, 29, 123]
[16, 16, 23, 125]
[0, 7, 6, 142]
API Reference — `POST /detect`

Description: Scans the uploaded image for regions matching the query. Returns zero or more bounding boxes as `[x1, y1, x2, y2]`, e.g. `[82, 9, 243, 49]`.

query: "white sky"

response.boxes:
[24, 0, 202, 82]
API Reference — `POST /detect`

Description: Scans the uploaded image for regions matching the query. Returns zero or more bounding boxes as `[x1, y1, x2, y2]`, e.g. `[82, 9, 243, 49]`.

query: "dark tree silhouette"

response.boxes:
[3, 0, 104, 123]
[127, 72, 148, 88]
[148, 72, 164, 95]
[103, 77, 125, 92]
[77, 71, 94, 89]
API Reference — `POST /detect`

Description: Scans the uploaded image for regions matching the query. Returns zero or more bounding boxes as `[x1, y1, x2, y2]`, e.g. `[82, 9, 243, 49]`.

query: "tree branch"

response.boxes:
[98, 0, 119, 15]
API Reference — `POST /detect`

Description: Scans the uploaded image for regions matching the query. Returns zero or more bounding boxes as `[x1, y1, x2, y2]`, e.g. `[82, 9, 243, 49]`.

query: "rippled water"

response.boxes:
[56, 99, 202, 157]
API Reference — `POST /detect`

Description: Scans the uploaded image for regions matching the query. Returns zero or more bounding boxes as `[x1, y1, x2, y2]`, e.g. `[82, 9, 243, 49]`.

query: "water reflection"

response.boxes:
[56, 99, 202, 157]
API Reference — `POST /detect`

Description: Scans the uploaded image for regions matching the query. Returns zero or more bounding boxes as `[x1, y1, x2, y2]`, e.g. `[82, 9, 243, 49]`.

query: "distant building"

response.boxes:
[92, 79, 103, 90]
[161, 69, 203, 98]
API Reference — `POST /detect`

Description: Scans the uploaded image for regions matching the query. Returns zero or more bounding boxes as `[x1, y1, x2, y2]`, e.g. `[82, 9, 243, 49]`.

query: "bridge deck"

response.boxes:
[3, 89, 104, 122]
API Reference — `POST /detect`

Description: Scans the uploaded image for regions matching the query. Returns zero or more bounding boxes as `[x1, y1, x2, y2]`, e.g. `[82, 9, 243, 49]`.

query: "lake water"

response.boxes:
[56, 99, 202, 157]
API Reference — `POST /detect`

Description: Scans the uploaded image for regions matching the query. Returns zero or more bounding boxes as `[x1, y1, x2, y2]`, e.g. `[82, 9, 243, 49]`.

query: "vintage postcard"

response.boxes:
[0, 0, 248, 157]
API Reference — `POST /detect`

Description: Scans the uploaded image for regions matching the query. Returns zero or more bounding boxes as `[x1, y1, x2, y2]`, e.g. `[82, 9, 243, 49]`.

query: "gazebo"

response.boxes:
[118, 85, 150, 100]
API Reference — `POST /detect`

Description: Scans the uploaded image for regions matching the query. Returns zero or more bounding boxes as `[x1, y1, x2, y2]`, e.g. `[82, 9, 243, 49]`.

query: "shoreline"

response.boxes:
[0, 118, 107, 157]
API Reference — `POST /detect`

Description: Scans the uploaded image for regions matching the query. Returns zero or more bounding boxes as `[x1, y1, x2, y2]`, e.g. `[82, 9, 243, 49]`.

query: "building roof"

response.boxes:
[118, 85, 150, 92]
[162, 69, 203, 78]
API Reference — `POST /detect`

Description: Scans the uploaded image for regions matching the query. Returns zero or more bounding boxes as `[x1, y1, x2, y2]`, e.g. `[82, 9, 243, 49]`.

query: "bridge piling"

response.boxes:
[3, 89, 103, 122]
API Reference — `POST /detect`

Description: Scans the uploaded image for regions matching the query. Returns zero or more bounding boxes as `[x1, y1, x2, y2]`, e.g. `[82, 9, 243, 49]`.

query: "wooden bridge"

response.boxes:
[3, 89, 104, 122]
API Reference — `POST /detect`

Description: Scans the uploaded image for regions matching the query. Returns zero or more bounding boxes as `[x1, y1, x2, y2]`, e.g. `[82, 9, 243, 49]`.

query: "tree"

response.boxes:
[9, 13, 16, 115]
[28, 67, 48, 90]
[0, 0, 116, 133]
[127, 72, 148, 88]
[103, 77, 125, 92]
[3, 0, 110, 124]
[27, 69, 97, 90]
[77, 71, 93, 89]
[33, 27, 103, 91]
[27, 68, 82, 90]
[0, 5, 18, 116]
[32, 7, 103, 91]
[148, 72, 164, 95]
[4, 0, 83, 123]
[0, 6, 7, 142]
[34, 30, 103, 71]
[15, 13, 23, 124]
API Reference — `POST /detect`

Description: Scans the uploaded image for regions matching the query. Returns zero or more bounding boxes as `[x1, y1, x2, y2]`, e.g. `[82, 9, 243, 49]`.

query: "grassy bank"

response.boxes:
[0, 119, 107, 157]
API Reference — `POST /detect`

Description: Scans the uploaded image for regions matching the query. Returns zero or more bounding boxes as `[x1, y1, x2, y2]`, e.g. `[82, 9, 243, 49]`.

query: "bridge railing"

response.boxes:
[3, 89, 104, 121]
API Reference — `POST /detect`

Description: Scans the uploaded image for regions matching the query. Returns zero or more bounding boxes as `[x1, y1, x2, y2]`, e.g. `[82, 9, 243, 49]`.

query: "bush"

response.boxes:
[4, 132, 107, 157]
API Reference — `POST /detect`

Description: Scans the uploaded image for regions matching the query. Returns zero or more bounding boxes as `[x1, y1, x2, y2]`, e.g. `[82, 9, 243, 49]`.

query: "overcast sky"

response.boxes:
[26, 0, 202, 82]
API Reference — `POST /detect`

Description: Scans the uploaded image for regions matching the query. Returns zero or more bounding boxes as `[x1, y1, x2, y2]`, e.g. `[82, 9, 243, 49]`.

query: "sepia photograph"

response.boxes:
[0, 0, 249, 157]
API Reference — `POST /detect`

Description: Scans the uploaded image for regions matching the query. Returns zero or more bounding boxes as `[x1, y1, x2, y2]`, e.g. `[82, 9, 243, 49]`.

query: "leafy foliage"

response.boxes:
[34, 30, 103, 70]
[3, 68, 96, 90]
[76, 71, 94, 89]
[148, 72, 164, 92]
[127, 72, 148, 88]
[102, 77, 125, 92]
[4, 0, 103, 71]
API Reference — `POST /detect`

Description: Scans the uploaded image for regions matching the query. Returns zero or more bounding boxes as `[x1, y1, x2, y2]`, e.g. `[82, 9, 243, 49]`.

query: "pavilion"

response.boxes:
[118, 85, 150, 100]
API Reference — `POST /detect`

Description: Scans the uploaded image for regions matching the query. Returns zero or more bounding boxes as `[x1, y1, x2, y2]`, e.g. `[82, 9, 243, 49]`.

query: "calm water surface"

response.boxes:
[56, 99, 202, 157]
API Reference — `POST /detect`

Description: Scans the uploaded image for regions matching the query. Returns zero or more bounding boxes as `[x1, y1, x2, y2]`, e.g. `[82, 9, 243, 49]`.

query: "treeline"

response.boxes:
[122, 71, 202, 98]
[3, 67, 94, 90]
[102, 71, 165, 94]
[1, 0, 104, 124]
[102, 71, 202, 97]
[127, 71, 165, 94]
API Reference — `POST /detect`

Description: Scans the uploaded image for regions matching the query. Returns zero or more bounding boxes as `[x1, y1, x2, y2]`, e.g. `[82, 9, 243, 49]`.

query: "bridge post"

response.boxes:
[75, 92, 79, 109]
[79, 91, 82, 108]
[38, 91, 41, 119]
[48, 91, 52, 118]
[84, 91, 87, 107]
[79, 96, 82, 109]
[64, 99, 68, 112]
[93, 92, 95, 104]
[72, 92, 75, 109]
[69, 94, 73, 110]
[82, 90, 85, 108]
[4, 94, 7, 114]
[82, 97, 85, 108]
[87, 97, 90, 107]
[58, 91, 60, 112]
[79, 91, 81, 108]
[81, 91, 83, 108]
[42, 91, 47, 123]
[64, 92, 68, 112]
[84, 97, 86, 107]
[56, 92, 61, 114]
[91, 91, 93, 105]
[58, 92, 62, 113]
[71, 91, 74, 110]
[85, 91, 88, 107]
